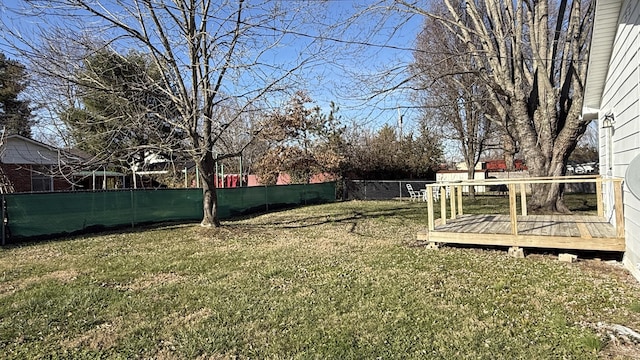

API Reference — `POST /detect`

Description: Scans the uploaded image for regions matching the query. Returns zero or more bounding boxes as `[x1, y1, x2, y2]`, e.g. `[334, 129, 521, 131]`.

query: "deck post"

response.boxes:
[596, 177, 604, 217]
[457, 186, 463, 215]
[427, 185, 434, 231]
[440, 186, 447, 225]
[614, 179, 625, 238]
[519, 183, 527, 216]
[449, 186, 456, 220]
[416, 176, 626, 252]
[509, 183, 518, 235]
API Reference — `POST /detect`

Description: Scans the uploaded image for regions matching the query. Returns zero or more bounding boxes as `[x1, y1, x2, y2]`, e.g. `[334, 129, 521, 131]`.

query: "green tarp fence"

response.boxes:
[2, 182, 335, 240]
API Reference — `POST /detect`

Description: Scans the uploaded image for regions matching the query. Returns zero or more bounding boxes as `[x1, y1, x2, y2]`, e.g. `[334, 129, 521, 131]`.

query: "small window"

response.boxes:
[31, 174, 53, 192]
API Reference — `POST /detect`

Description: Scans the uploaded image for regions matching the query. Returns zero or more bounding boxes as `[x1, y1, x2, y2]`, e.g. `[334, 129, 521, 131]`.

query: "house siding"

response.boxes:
[0, 164, 70, 193]
[0, 136, 74, 193]
[598, 0, 640, 278]
[2, 165, 35, 192]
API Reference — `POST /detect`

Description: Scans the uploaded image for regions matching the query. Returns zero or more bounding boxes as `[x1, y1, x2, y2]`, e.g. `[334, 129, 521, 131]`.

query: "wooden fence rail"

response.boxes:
[424, 175, 625, 240]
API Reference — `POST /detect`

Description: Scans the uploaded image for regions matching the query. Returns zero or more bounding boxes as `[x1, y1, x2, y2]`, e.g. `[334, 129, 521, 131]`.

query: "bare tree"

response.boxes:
[399, 0, 594, 212]
[4, 0, 330, 226]
[411, 12, 499, 198]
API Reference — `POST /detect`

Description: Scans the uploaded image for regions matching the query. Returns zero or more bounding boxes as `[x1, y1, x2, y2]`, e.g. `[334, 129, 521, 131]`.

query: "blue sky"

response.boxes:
[0, 0, 425, 141]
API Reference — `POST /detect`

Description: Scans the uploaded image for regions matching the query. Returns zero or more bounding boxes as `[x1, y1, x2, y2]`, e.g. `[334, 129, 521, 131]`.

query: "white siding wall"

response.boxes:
[599, 0, 640, 277]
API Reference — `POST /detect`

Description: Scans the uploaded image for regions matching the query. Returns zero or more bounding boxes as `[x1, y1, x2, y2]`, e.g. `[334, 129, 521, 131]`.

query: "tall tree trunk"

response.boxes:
[199, 152, 220, 227]
[513, 99, 570, 213]
[502, 133, 517, 172]
[520, 130, 575, 214]
[528, 156, 568, 213]
[467, 164, 476, 200]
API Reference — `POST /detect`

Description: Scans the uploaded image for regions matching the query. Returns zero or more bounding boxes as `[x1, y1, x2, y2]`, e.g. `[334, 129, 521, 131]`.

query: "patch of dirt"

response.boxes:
[0, 281, 24, 298]
[576, 259, 638, 285]
[0, 269, 80, 298]
[154, 347, 185, 360]
[63, 316, 127, 350]
[599, 342, 640, 359]
[19, 248, 64, 262]
[46, 269, 80, 283]
[163, 307, 212, 329]
[127, 272, 186, 291]
[194, 354, 234, 360]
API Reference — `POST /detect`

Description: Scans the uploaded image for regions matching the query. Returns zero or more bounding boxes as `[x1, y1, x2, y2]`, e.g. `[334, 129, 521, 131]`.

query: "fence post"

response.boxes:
[130, 189, 135, 228]
[449, 186, 456, 220]
[509, 183, 518, 235]
[427, 185, 434, 230]
[364, 180, 367, 200]
[596, 176, 604, 217]
[1, 194, 5, 246]
[342, 178, 347, 200]
[519, 182, 528, 216]
[440, 186, 447, 225]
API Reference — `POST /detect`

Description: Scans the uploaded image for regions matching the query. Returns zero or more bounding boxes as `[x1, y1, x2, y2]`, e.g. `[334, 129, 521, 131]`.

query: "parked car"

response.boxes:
[581, 163, 595, 173]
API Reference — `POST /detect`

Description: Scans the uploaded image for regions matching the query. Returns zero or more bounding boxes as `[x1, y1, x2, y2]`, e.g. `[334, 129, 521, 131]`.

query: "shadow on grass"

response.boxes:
[226, 203, 422, 230]
[1, 220, 199, 249]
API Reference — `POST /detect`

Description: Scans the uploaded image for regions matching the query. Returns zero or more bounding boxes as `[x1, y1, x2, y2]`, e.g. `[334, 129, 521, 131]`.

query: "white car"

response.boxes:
[581, 163, 595, 173]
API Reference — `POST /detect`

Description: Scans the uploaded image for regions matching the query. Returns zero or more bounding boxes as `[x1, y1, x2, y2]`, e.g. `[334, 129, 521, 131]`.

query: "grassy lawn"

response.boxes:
[1, 200, 640, 359]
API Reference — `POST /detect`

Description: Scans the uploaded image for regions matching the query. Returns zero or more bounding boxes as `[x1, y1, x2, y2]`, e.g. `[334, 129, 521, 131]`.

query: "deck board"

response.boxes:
[582, 215, 601, 238]
[417, 214, 625, 252]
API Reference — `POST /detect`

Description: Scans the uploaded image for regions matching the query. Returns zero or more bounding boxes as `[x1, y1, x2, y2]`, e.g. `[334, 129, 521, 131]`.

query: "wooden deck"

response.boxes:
[418, 176, 626, 252]
[417, 214, 625, 251]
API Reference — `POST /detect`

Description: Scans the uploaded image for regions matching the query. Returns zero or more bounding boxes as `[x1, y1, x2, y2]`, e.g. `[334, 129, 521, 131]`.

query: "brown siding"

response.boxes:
[2, 164, 33, 192]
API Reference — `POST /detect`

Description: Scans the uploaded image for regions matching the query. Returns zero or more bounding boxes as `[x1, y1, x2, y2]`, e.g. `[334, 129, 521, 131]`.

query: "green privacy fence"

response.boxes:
[2, 182, 335, 241]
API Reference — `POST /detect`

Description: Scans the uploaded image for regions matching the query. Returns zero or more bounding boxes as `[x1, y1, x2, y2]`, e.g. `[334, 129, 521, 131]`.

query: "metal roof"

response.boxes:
[582, 0, 624, 119]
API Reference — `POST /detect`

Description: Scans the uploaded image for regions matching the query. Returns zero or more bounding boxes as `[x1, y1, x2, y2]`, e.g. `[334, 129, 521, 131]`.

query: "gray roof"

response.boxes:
[1, 135, 61, 165]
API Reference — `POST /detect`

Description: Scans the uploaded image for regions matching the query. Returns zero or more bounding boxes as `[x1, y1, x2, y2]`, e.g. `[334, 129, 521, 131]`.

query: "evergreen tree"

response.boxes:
[61, 50, 182, 171]
[0, 53, 34, 137]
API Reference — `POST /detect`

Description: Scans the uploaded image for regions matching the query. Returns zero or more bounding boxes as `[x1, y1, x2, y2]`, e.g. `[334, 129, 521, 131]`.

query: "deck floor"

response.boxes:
[417, 214, 625, 251]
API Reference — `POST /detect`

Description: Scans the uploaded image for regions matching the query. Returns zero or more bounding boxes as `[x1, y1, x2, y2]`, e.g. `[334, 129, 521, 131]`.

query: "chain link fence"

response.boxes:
[344, 180, 436, 200]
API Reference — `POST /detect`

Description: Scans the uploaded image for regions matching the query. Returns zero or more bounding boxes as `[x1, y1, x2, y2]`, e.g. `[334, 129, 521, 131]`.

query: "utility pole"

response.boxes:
[397, 108, 403, 141]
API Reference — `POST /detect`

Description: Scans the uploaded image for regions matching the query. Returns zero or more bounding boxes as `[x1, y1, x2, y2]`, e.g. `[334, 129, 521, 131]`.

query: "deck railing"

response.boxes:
[424, 175, 625, 239]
